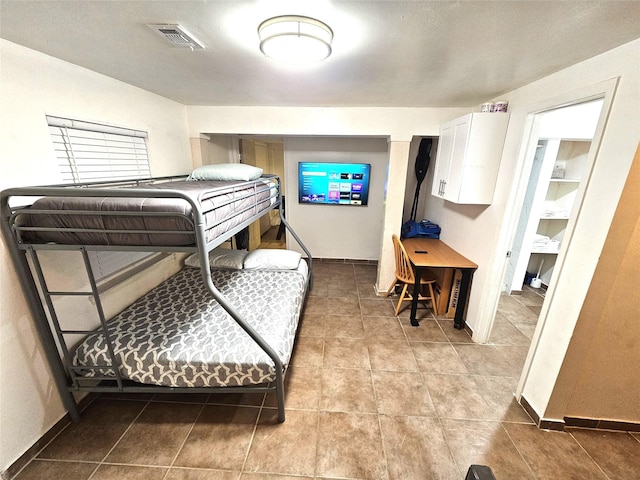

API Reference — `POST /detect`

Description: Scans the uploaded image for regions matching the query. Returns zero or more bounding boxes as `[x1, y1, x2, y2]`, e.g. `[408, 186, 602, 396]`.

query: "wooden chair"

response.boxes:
[386, 234, 438, 316]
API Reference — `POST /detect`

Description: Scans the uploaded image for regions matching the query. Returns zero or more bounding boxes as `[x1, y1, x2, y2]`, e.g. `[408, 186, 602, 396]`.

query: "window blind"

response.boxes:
[46, 115, 153, 281]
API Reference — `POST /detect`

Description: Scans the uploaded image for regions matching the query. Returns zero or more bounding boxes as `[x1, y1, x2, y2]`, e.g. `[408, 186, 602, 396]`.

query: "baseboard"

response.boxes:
[314, 257, 378, 265]
[519, 395, 565, 431]
[564, 417, 640, 432]
[2, 393, 98, 480]
[519, 395, 640, 432]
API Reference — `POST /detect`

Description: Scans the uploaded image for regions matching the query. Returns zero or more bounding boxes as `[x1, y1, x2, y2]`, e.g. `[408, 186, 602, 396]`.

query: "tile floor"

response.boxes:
[12, 263, 640, 480]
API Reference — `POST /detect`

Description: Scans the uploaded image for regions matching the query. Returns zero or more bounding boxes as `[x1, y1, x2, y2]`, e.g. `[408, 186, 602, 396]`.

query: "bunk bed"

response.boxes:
[1, 173, 312, 422]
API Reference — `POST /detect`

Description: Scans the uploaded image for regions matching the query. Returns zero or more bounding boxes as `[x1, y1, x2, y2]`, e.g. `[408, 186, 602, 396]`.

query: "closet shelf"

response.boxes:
[550, 178, 580, 183]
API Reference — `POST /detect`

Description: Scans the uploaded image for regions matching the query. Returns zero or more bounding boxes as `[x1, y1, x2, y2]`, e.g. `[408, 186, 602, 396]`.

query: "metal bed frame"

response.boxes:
[1, 175, 312, 422]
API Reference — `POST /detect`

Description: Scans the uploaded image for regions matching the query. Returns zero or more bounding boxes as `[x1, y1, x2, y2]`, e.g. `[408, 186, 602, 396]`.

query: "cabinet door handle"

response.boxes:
[442, 180, 446, 195]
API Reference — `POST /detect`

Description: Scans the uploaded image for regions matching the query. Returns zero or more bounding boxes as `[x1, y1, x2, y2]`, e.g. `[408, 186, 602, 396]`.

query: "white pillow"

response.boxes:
[184, 247, 248, 270]
[243, 249, 302, 270]
[187, 164, 263, 181]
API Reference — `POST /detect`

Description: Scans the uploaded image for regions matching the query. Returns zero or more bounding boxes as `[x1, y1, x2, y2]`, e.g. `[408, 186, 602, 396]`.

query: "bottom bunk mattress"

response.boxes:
[73, 263, 308, 388]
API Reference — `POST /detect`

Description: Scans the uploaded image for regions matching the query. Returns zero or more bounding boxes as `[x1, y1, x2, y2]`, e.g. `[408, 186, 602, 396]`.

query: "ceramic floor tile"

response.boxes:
[514, 288, 545, 307]
[324, 314, 365, 338]
[488, 316, 532, 346]
[452, 344, 527, 377]
[356, 283, 379, 298]
[410, 341, 469, 374]
[327, 281, 358, 298]
[359, 297, 397, 316]
[166, 469, 241, 480]
[264, 365, 321, 410]
[316, 411, 388, 479]
[240, 474, 312, 480]
[503, 422, 608, 479]
[90, 464, 168, 479]
[323, 337, 370, 369]
[367, 338, 418, 372]
[436, 319, 474, 343]
[440, 419, 535, 479]
[423, 374, 498, 421]
[38, 399, 146, 462]
[306, 281, 329, 297]
[472, 375, 534, 424]
[173, 405, 259, 470]
[380, 415, 459, 480]
[397, 305, 436, 323]
[320, 368, 377, 413]
[353, 263, 377, 276]
[151, 393, 210, 404]
[569, 429, 640, 480]
[206, 392, 265, 407]
[290, 336, 324, 367]
[326, 296, 361, 315]
[497, 295, 539, 324]
[362, 315, 407, 340]
[513, 322, 537, 340]
[301, 296, 327, 314]
[105, 401, 202, 466]
[243, 409, 318, 477]
[527, 305, 542, 317]
[371, 370, 436, 416]
[297, 313, 326, 337]
[12, 460, 97, 480]
[401, 319, 449, 342]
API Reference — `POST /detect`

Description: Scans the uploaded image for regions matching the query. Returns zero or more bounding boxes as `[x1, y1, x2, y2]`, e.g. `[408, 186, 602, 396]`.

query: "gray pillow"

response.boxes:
[187, 164, 263, 181]
[243, 249, 302, 270]
[184, 247, 248, 270]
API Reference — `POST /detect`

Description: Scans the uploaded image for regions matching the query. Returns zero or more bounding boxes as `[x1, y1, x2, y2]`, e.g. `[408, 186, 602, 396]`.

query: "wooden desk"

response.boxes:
[402, 238, 478, 329]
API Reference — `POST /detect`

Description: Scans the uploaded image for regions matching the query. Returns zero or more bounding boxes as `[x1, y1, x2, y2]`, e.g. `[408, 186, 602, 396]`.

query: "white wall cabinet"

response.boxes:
[431, 112, 509, 204]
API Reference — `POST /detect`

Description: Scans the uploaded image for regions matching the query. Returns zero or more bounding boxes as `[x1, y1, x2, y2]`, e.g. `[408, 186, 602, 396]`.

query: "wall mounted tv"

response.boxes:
[298, 162, 371, 206]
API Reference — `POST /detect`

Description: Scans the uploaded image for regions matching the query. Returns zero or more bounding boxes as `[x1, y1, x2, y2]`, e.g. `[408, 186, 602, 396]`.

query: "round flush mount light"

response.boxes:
[258, 15, 333, 63]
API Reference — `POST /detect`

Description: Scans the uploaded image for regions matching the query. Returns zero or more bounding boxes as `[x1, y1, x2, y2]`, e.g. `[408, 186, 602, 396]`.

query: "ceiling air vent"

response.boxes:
[147, 24, 204, 50]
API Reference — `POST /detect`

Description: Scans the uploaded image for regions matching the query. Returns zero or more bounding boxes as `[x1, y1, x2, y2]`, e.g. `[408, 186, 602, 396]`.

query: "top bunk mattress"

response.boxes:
[13, 179, 276, 246]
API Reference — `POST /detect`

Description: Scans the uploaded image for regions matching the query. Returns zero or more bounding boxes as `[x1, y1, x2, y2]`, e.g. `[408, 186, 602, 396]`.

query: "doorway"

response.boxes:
[239, 138, 286, 250]
[490, 99, 604, 346]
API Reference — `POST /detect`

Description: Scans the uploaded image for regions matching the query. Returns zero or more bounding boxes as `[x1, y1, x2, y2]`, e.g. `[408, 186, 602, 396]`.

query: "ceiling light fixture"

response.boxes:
[258, 15, 333, 63]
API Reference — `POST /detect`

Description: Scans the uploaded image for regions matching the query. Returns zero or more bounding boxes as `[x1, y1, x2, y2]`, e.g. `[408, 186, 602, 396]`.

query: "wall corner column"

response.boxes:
[377, 135, 412, 294]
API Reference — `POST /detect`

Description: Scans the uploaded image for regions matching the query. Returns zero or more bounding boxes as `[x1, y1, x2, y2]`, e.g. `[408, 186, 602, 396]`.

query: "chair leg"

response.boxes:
[395, 283, 409, 316]
[385, 278, 398, 297]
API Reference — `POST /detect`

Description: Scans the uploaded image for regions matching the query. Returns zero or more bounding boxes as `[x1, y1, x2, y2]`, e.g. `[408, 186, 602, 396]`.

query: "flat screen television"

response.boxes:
[298, 162, 371, 206]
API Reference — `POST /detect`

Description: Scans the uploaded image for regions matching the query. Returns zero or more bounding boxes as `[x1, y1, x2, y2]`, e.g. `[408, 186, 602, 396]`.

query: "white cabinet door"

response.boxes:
[431, 112, 509, 204]
[431, 122, 454, 198]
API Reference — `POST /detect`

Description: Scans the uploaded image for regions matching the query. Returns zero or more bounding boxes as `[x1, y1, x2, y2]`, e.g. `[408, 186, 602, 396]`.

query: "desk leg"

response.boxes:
[454, 269, 474, 330]
[410, 266, 422, 327]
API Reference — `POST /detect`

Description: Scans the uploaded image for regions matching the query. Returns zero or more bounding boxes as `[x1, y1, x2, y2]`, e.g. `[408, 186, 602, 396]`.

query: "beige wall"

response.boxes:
[284, 136, 391, 261]
[546, 144, 640, 423]
[0, 40, 192, 473]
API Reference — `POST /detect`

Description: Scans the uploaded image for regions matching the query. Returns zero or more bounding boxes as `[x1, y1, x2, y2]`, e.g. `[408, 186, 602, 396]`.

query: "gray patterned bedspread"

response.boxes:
[73, 264, 308, 387]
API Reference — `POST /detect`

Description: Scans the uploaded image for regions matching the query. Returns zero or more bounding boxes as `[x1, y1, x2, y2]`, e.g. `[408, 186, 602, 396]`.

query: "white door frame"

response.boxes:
[471, 79, 619, 407]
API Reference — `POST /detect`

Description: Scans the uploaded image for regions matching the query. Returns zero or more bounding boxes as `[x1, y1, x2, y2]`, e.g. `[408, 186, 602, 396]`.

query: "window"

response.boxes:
[47, 116, 151, 183]
[47, 115, 154, 281]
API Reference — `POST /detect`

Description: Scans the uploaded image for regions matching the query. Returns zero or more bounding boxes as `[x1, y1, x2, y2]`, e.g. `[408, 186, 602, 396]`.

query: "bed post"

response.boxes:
[1, 193, 80, 421]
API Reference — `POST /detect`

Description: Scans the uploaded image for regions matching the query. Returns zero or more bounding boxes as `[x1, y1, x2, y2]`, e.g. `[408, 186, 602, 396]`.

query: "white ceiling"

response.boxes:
[1, 1, 639, 107]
